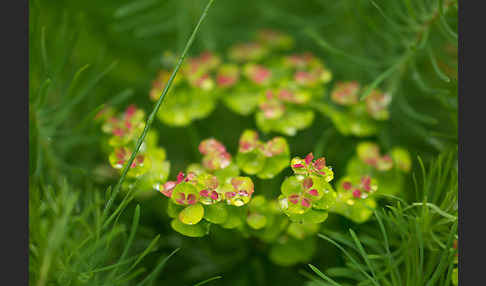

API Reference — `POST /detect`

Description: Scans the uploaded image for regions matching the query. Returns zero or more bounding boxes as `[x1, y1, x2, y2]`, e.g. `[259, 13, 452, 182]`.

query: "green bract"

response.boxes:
[236, 129, 290, 179]
[170, 219, 210, 238]
[179, 203, 204, 225]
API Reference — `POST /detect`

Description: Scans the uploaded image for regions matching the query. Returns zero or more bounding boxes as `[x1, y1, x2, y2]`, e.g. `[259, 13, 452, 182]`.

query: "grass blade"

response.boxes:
[101, 0, 216, 223]
[318, 234, 380, 286]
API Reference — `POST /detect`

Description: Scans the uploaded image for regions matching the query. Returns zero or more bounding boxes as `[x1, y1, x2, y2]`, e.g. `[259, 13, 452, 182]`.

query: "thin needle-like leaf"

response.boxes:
[308, 264, 342, 286]
[193, 276, 223, 286]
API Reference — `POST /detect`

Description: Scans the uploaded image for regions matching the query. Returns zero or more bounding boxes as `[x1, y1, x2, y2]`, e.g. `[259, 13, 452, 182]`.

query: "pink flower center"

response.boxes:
[302, 177, 313, 189]
[305, 153, 314, 165]
[301, 198, 311, 208]
[342, 181, 352, 190]
[308, 189, 319, 196]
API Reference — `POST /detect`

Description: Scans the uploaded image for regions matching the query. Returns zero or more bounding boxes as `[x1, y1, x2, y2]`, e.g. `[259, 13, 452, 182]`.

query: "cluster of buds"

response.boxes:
[98, 105, 170, 195]
[283, 53, 332, 87]
[216, 64, 240, 88]
[243, 63, 272, 85]
[330, 81, 391, 119]
[149, 51, 230, 127]
[238, 50, 330, 136]
[279, 153, 337, 223]
[223, 177, 255, 206]
[159, 167, 255, 231]
[317, 81, 392, 137]
[366, 89, 391, 120]
[340, 175, 378, 200]
[148, 29, 333, 136]
[330, 175, 378, 223]
[330, 81, 360, 106]
[328, 142, 411, 223]
[182, 51, 221, 90]
[199, 138, 232, 171]
[291, 152, 334, 182]
[108, 146, 151, 178]
[236, 129, 290, 179]
[357, 142, 394, 171]
[257, 89, 311, 120]
[101, 105, 146, 147]
[330, 81, 391, 120]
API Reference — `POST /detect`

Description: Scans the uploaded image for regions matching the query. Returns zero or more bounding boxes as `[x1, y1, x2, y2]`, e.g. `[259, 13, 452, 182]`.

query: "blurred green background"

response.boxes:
[29, 0, 458, 285]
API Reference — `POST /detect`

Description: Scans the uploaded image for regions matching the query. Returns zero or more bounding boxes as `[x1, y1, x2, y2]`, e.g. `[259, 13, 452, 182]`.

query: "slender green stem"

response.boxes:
[101, 0, 215, 223]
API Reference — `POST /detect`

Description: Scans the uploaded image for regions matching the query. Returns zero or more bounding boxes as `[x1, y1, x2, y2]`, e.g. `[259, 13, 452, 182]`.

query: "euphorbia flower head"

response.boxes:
[259, 90, 285, 119]
[331, 81, 360, 106]
[294, 66, 332, 87]
[357, 142, 394, 171]
[195, 173, 222, 205]
[365, 89, 391, 120]
[108, 146, 151, 178]
[216, 64, 240, 88]
[260, 137, 287, 157]
[159, 171, 197, 198]
[102, 105, 145, 141]
[198, 138, 232, 170]
[243, 63, 272, 85]
[238, 130, 260, 153]
[171, 181, 200, 206]
[284, 53, 317, 69]
[236, 129, 290, 179]
[339, 175, 378, 200]
[279, 193, 312, 214]
[150, 70, 182, 101]
[291, 153, 334, 182]
[277, 88, 310, 105]
[182, 51, 220, 90]
[224, 176, 255, 207]
[112, 147, 145, 169]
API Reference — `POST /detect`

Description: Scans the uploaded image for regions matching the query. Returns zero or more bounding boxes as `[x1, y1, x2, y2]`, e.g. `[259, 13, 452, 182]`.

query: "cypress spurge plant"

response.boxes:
[305, 152, 458, 286]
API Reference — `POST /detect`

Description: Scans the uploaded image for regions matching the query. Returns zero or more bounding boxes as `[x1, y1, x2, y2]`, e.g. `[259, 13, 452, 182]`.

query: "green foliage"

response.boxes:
[30, 0, 458, 285]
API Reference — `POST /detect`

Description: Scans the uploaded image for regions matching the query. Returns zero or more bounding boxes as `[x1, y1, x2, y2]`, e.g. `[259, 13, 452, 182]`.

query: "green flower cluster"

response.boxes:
[154, 132, 331, 265]
[317, 81, 392, 137]
[279, 153, 336, 224]
[149, 30, 394, 139]
[95, 107, 406, 265]
[150, 30, 333, 136]
[157, 130, 291, 238]
[330, 142, 411, 223]
[96, 105, 170, 198]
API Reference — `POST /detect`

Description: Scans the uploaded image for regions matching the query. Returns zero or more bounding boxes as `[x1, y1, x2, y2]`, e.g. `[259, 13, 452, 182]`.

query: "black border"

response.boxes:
[3, 0, 29, 284]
